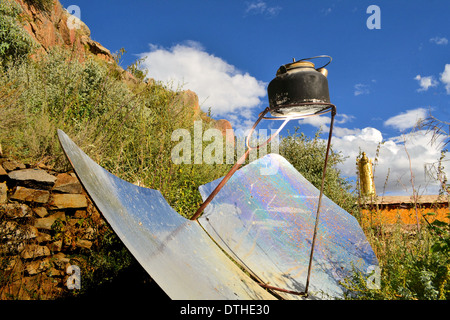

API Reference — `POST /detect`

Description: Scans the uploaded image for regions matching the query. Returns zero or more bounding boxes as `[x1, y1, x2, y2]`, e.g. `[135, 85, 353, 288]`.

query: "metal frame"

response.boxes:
[191, 103, 337, 297]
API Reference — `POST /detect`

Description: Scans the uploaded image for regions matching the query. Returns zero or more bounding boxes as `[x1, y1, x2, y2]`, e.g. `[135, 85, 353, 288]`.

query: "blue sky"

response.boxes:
[60, 0, 450, 195]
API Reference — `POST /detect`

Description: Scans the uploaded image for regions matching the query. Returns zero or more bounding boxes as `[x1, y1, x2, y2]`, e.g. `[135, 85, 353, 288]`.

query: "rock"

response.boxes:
[0, 182, 7, 204]
[34, 212, 65, 230]
[80, 35, 113, 61]
[67, 218, 80, 227]
[0, 241, 25, 256]
[47, 268, 64, 277]
[8, 169, 56, 189]
[62, 8, 91, 37]
[18, 0, 115, 64]
[73, 209, 88, 219]
[25, 257, 51, 275]
[76, 239, 92, 249]
[21, 244, 51, 259]
[1, 255, 22, 272]
[0, 221, 19, 240]
[52, 252, 70, 269]
[0, 221, 37, 241]
[0, 278, 31, 300]
[83, 227, 95, 240]
[37, 162, 54, 171]
[48, 240, 63, 252]
[11, 186, 50, 204]
[52, 173, 82, 194]
[33, 206, 49, 218]
[0, 164, 7, 176]
[2, 203, 33, 219]
[214, 119, 235, 146]
[178, 89, 200, 118]
[22, 225, 39, 240]
[49, 194, 87, 209]
[36, 232, 52, 243]
[1, 159, 26, 172]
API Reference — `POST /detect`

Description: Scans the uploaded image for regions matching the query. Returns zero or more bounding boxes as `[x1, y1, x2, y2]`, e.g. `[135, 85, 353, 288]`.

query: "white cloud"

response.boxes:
[336, 114, 356, 125]
[430, 36, 448, 45]
[354, 83, 370, 96]
[298, 114, 330, 129]
[245, 1, 281, 17]
[383, 108, 427, 131]
[298, 113, 355, 134]
[139, 42, 266, 118]
[414, 74, 438, 92]
[358, 127, 383, 143]
[440, 64, 450, 94]
[298, 108, 449, 195]
[331, 128, 449, 195]
[333, 127, 361, 138]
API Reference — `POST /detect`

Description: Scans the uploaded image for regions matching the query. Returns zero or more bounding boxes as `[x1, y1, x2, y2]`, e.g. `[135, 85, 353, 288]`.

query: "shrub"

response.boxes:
[279, 128, 357, 214]
[342, 217, 450, 300]
[0, 0, 36, 65]
[0, 46, 233, 214]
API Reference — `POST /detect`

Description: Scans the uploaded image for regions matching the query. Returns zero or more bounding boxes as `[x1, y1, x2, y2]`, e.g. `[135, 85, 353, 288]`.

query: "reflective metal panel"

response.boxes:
[198, 153, 378, 300]
[57, 130, 275, 300]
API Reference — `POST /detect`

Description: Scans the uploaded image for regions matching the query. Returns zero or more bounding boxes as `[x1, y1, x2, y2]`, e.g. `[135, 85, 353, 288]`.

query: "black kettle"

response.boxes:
[267, 55, 332, 117]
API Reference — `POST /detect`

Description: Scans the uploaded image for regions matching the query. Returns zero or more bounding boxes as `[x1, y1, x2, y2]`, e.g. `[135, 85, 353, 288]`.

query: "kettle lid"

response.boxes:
[276, 60, 315, 75]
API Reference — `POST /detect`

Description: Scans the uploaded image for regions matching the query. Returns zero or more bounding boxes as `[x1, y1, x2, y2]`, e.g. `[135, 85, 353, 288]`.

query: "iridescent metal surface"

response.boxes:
[57, 130, 275, 300]
[198, 153, 378, 300]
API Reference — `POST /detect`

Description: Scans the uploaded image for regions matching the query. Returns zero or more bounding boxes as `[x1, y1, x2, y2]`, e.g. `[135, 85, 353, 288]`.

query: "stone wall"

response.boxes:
[0, 156, 105, 299]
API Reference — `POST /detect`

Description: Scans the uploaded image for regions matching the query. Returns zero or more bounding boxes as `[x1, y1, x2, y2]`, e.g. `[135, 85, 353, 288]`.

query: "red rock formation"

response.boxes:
[214, 119, 235, 145]
[12, 0, 234, 139]
[15, 0, 114, 62]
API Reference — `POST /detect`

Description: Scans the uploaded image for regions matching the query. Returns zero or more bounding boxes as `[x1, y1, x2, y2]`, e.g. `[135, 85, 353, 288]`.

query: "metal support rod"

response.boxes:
[303, 105, 336, 295]
[191, 104, 335, 221]
[258, 282, 307, 297]
[191, 107, 278, 221]
[191, 103, 337, 299]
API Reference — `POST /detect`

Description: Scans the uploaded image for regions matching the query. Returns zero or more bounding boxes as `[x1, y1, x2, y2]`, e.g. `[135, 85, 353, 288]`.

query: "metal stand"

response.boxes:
[191, 104, 337, 298]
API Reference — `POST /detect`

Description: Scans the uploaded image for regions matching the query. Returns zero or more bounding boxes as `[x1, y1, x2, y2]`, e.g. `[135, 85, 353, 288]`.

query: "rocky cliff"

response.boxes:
[13, 0, 233, 134]
[16, 0, 113, 62]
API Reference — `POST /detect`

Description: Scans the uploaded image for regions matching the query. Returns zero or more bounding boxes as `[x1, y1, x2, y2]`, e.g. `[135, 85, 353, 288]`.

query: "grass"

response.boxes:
[2, 48, 449, 299]
[341, 194, 450, 300]
[0, 45, 236, 297]
[1, 1, 448, 299]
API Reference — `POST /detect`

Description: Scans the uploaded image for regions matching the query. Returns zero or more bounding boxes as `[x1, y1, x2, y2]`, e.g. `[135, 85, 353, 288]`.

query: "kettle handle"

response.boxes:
[296, 55, 332, 70]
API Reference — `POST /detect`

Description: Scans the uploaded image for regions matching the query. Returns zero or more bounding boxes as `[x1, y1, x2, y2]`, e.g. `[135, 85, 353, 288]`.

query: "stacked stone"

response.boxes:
[0, 158, 102, 299]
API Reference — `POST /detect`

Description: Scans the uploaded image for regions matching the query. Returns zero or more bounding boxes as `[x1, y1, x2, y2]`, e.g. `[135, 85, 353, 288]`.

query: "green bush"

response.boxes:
[0, 0, 36, 65]
[0, 47, 235, 296]
[279, 128, 357, 214]
[0, 46, 233, 214]
[341, 218, 450, 300]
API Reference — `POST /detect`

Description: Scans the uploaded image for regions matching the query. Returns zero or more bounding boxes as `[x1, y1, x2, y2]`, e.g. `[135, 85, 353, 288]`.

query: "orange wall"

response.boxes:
[361, 206, 449, 227]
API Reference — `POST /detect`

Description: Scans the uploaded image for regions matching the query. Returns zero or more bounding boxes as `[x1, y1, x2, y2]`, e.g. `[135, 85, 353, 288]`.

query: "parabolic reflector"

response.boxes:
[198, 153, 378, 300]
[57, 130, 275, 300]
